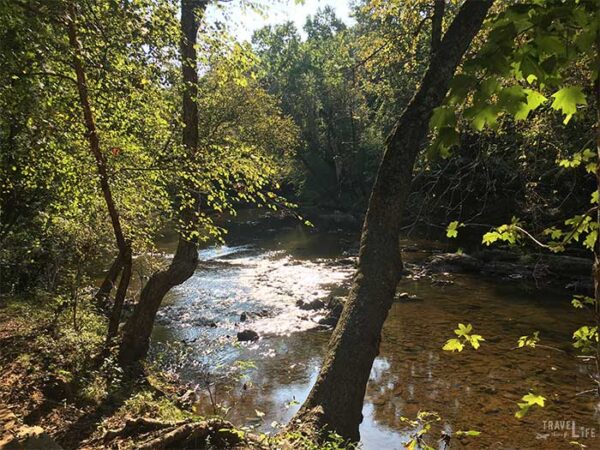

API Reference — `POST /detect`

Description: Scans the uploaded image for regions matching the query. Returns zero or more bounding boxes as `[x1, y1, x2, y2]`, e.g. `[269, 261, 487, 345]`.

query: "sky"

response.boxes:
[206, 0, 354, 43]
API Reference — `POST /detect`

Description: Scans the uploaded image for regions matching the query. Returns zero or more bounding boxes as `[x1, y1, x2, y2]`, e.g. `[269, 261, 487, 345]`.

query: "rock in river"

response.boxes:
[296, 298, 325, 311]
[237, 330, 259, 342]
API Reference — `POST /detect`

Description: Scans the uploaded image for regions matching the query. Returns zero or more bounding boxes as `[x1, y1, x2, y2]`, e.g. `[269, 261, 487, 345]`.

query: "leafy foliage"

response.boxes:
[515, 392, 546, 419]
[517, 332, 541, 349]
[443, 323, 485, 352]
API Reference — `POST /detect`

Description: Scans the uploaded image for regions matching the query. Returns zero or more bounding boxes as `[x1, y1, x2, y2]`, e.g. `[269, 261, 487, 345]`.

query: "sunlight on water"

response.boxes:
[151, 222, 599, 450]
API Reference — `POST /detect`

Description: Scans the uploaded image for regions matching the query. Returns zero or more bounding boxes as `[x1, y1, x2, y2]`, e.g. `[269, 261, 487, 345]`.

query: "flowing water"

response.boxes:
[151, 212, 600, 449]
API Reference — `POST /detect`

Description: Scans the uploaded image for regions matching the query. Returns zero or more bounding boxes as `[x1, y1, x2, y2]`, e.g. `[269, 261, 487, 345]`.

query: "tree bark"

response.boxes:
[289, 0, 494, 442]
[106, 248, 132, 345]
[119, 237, 198, 362]
[95, 252, 124, 311]
[118, 0, 207, 364]
[431, 0, 445, 56]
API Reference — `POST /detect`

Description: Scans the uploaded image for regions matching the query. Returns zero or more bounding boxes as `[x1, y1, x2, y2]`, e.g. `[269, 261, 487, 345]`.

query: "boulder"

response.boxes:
[237, 330, 259, 342]
[296, 299, 325, 311]
[317, 317, 338, 327]
[316, 296, 345, 328]
[426, 253, 482, 273]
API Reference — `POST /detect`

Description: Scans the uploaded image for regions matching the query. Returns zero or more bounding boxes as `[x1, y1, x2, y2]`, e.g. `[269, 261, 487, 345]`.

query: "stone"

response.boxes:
[237, 330, 259, 342]
[296, 299, 325, 311]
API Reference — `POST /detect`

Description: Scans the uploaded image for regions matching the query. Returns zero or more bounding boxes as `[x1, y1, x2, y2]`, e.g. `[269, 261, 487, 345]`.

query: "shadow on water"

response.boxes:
[150, 211, 600, 450]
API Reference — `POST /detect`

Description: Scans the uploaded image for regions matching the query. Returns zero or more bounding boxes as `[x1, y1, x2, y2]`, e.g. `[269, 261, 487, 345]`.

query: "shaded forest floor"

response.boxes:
[0, 299, 238, 449]
[0, 299, 343, 449]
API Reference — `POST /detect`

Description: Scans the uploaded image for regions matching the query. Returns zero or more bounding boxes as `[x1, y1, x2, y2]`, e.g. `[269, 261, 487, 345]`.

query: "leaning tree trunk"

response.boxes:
[118, 0, 207, 365]
[119, 238, 198, 362]
[66, 3, 133, 342]
[289, 0, 494, 442]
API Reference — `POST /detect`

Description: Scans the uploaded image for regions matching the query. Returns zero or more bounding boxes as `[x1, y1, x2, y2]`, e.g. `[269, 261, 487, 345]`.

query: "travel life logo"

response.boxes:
[535, 420, 597, 441]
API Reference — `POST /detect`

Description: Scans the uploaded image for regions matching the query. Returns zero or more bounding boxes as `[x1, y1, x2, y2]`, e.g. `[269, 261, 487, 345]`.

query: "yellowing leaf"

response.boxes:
[443, 338, 464, 352]
[522, 392, 546, 407]
[446, 221, 464, 238]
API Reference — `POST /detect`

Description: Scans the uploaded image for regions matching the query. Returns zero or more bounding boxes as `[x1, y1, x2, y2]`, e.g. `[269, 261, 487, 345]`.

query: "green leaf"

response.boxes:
[448, 74, 477, 104]
[522, 392, 546, 407]
[550, 86, 587, 124]
[446, 221, 464, 238]
[514, 89, 547, 120]
[515, 392, 546, 419]
[469, 104, 500, 131]
[429, 127, 460, 159]
[405, 438, 417, 450]
[456, 430, 482, 437]
[515, 404, 530, 419]
[430, 106, 456, 130]
[498, 85, 527, 116]
[468, 334, 485, 350]
[443, 338, 464, 352]
[535, 35, 565, 55]
[482, 231, 500, 246]
[584, 230, 597, 250]
[455, 323, 473, 336]
[519, 55, 544, 84]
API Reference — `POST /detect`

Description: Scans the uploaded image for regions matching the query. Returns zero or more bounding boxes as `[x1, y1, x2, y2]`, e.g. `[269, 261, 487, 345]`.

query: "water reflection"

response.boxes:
[151, 217, 599, 449]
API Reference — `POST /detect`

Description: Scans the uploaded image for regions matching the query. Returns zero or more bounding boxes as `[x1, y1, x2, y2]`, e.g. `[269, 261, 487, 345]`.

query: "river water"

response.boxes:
[151, 212, 600, 449]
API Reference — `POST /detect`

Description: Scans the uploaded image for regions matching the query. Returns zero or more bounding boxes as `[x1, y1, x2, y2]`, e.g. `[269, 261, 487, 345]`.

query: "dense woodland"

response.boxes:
[0, 0, 599, 449]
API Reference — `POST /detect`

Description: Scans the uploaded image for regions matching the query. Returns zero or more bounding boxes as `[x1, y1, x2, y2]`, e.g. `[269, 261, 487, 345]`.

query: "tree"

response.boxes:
[65, 1, 133, 346]
[118, 0, 208, 365]
[118, 2, 299, 364]
[289, 0, 494, 441]
[253, 9, 375, 208]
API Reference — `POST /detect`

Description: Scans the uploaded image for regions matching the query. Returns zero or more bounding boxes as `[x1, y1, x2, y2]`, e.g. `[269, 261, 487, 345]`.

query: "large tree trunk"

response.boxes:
[118, 0, 207, 365]
[290, 0, 494, 442]
[119, 238, 198, 362]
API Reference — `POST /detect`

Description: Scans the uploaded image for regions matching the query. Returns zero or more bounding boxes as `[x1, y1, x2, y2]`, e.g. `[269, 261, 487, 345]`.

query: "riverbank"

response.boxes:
[1, 217, 598, 449]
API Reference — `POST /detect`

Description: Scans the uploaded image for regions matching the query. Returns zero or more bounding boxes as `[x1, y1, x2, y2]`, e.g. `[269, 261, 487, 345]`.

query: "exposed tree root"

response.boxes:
[101, 417, 243, 449]
[102, 417, 187, 442]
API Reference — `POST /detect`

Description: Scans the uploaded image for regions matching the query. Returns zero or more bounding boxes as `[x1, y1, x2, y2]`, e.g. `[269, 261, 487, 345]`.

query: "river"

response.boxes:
[151, 211, 599, 449]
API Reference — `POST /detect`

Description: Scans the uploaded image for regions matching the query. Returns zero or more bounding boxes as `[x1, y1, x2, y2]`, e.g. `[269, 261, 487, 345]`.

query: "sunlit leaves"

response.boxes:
[571, 295, 595, 309]
[446, 221, 464, 238]
[556, 148, 595, 169]
[430, 0, 595, 151]
[455, 430, 482, 437]
[513, 88, 547, 120]
[429, 106, 456, 130]
[515, 392, 546, 419]
[400, 411, 441, 450]
[443, 323, 484, 352]
[482, 217, 522, 246]
[572, 325, 598, 353]
[517, 331, 540, 348]
[442, 339, 464, 352]
[550, 86, 587, 124]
